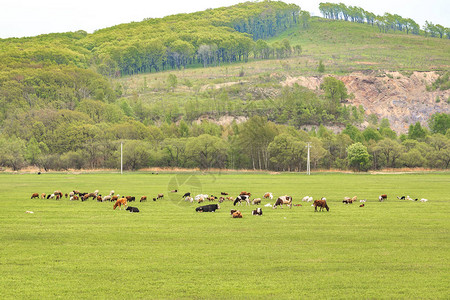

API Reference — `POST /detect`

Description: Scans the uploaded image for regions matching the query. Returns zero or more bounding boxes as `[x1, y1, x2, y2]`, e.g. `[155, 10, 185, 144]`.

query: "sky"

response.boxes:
[0, 0, 449, 39]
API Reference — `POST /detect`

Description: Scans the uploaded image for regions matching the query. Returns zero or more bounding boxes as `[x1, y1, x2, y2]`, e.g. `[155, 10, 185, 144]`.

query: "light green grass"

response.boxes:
[0, 172, 449, 299]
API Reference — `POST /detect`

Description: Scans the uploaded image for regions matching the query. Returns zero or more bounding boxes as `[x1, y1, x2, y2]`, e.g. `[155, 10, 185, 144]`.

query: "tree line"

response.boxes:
[319, 2, 449, 38]
[0, 112, 448, 172]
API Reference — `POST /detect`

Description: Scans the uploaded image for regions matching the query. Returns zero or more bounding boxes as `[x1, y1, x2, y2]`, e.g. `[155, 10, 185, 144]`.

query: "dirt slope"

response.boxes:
[283, 71, 449, 133]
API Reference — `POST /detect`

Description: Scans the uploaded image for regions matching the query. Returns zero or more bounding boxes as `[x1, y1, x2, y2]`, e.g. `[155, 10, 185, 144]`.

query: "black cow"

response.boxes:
[196, 204, 220, 212]
[126, 206, 140, 213]
[182, 192, 191, 198]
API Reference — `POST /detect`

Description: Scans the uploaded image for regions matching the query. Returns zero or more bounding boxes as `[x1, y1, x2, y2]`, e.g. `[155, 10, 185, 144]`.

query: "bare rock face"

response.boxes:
[283, 71, 449, 133]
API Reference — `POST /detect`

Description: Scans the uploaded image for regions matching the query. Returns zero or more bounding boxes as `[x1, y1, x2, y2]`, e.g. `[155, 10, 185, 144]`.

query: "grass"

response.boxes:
[0, 172, 449, 299]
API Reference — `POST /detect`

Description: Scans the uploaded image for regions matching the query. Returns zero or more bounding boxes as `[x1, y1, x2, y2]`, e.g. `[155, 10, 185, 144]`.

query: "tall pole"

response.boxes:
[120, 142, 123, 175]
[306, 142, 311, 175]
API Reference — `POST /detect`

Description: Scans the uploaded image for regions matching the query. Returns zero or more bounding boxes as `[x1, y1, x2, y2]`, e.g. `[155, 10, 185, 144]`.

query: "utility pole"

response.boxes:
[306, 142, 312, 175]
[120, 142, 123, 175]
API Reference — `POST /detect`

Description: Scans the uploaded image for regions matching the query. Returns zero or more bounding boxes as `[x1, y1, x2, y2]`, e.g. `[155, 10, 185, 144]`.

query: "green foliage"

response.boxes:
[428, 113, 450, 134]
[317, 60, 325, 73]
[347, 142, 371, 171]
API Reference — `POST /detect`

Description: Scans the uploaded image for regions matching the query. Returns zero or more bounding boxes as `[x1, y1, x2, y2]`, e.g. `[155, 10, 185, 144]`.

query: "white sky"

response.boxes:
[0, 0, 449, 39]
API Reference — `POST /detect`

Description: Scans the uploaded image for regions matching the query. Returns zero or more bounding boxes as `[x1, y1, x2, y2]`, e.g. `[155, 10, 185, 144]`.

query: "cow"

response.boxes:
[232, 211, 243, 218]
[240, 191, 251, 197]
[31, 193, 39, 199]
[41, 193, 46, 199]
[157, 193, 164, 200]
[273, 195, 293, 209]
[420, 198, 428, 202]
[96, 196, 103, 202]
[102, 195, 112, 202]
[360, 204, 365, 207]
[234, 195, 250, 206]
[313, 199, 329, 212]
[170, 189, 178, 193]
[113, 198, 128, 210]
[397, 196, 406, 200]
[196, 204, 220, 212]
[302, 196, 313, 202]
[185, 196, 193, 203]
[140, 196, 147, 202]
[64, 193, 68, 198]
[218, 197, 225, 203]
[263, 192, 273, 200]
[111, 195, 119, 202]
[252, 207, 263, 216]
[252, 198, 261, 205]
[126, 196, 136, 202]
[126, 206, 140, 213]
[182, 192, 191, 198]
[379, 194, 387, 202]
[70, 195, 79, 201]
[221, 192, 229, 195]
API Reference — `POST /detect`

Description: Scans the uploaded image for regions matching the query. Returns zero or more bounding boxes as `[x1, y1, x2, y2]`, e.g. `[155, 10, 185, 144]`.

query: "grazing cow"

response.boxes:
[185, 196, 193, 203]
[420, 198, 428, 202]
[110, 190, 115, 196]
[102, 195, 112, 202]
[302, 196, 313, 202]
[31, 193, 39, 199]
[170, 189, 178, 193]
[240, 191, 251, 197]
[360, 204, 365, 207]
[73, 190, 80, 195]
[252, 207, 263, 216]
[69, 191, 74, 198]
[126, 206, 140, 213]
[379, 194, 387, 202]
[195, 194, 208, 203]
[153, 198, 156, 201]
[41, 193, 46, 199]
[126, 196, 136, 202]
[263, 192, 273, 200]
[397, 196, 406, 200]
[111, 195, 119, 202]
[273, 196, 293, 209]
[343, 199, 354, 204]
[252, 198, 261, 205]
[221, 192, 229, 195]
[70, 195, 79, 201]
[313, 199, 329, 212]
[48, 194, 55, 199]
[233, 195, 250, 206]
[232, 211, 243, 218]
[195, 204, 220, 212]
[64, 193, 68, 198]
[140, 196, 147, 202]
[96, 196, 103, 202]
[157, 193, 164, 200]
[230, 209, 238, 215]
[218, 197, 225, 203]
[226, 196, 234, 201]
[113, 198, 128, 210]
[182, 192, 191, 198]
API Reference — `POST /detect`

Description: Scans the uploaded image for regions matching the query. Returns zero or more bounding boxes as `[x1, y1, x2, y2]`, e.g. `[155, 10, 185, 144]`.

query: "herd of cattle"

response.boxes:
[30, 189, 428, 216]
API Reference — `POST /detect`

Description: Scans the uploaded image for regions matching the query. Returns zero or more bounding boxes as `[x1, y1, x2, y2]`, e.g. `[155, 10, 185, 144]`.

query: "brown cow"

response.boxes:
[232, 211, 243, 218]
[31, 193, 39, 199]
[240, 191, 251, 196]
[157, 194, 164, 200]
[313, 200, 329, 212]
[140, 196, 147, 202]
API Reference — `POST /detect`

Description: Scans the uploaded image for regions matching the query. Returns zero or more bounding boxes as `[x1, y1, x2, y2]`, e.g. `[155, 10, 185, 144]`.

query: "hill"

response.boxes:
[0, 1, 449, 172]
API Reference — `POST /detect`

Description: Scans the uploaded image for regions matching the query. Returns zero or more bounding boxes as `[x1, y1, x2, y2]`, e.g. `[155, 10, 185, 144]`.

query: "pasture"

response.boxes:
[0, 172, 449, 299]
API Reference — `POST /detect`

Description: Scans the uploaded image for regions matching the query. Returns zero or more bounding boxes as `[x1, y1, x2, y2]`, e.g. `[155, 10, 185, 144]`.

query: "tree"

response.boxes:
[185, 134, 228, 169]
[320, 76, 349, 114]
[167, 74, 178, 91]
[123, 140, 150, 170]
[408, 122, 427, 140]
[428, 113, 450, 135]
[0, 137, 27, 171]
[376, 138, 404, 168]
[347, 142, 371, 171]
[268, 134, 306, 171]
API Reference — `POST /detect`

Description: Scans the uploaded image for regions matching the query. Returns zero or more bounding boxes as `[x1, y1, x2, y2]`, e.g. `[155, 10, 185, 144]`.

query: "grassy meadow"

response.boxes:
[0, 171, 449, 299]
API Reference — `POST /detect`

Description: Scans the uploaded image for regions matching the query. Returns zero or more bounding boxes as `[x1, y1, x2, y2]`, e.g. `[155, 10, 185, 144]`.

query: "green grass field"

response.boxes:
[1, 172, 449, 299]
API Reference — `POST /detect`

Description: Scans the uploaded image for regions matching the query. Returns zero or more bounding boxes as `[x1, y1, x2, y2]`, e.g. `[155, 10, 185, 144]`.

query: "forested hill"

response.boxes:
[0, 1, 449, 172]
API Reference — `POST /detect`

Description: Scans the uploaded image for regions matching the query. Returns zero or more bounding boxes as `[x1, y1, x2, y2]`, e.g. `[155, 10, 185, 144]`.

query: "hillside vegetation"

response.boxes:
[0, 1, 449, 172]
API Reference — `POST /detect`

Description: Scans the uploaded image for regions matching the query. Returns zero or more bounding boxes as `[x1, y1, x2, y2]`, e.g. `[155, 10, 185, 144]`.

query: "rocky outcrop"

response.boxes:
[283, 71, 449, 133]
